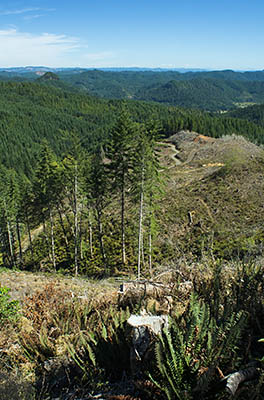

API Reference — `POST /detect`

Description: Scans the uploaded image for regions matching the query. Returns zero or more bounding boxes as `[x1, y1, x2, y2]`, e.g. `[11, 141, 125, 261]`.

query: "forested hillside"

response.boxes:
[135, 79, 264, 110]
[0, 81, 264, 176]
[4, 68, 264, 110]
[0, 80, 264, 275]
[226, 103, 264, 126]
[57, 69, 264, 110]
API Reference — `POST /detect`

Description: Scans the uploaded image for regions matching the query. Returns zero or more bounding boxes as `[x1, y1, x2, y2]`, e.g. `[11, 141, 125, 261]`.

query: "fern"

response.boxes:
[151, 294, 247, 399]
[66, 341, 86, 373]
[101, 323, 108, 341]
[154, 331, 188, 400]
[39, 323, 54, 355]
[64, 306, 131, 381]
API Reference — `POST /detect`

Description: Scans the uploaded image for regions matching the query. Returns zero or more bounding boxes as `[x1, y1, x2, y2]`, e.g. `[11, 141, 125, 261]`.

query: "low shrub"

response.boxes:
[0, 286, 20, 323]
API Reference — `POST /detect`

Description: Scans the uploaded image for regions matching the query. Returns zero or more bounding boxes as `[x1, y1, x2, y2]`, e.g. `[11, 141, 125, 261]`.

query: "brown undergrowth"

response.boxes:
[0, 259, 264, 399]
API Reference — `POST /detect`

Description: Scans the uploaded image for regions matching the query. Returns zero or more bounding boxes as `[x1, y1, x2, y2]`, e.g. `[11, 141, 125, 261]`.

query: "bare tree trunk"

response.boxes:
[121, 176, 126, 265]
[88, 209, 93, 258]
[79, 201, 84, 260]
[7, 219, 15, 267]
[57, 203, 69, 247]
[16, 218, 23, 265]
[25, 212, 34, 259]
[49, 207, 56, 270]
[96, 207, 107, 272]
[137, 172, 144, 280]
[148, 227, 152, 278]
[74, 162, 78, 276]
[148, 193, 153, 278]
[43, 219, 52, 262]
[141, 233, 145, 268]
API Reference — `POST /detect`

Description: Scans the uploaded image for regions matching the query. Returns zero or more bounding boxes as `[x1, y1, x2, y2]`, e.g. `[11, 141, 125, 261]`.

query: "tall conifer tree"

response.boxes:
[107, 107, 137, 266]
[34, 141, 61, 270]
[83, 149, 109, 273]
[132, 121, 162, 278]
[61, 131, 84, 276]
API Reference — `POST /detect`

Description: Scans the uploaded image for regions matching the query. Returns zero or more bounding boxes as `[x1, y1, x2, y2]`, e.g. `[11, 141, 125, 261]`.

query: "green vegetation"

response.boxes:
[51, 69, 264, 111]
[0, 107, 165, 275]
[151, 297, 247, 399]
[0, 74, 264, 398]
[5, 68, 264, 111]
[0, 286, 20, 323]
[0, 82, 263, 275]
[0, 260, 263, 399]
[135, 78, 264, 111]
[0, 80, 264, 177]
[226, 102, 264, 127]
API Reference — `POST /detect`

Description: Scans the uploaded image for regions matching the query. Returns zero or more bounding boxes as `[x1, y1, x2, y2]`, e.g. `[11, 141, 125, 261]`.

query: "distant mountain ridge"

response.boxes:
[135, 78, 264, 110]
[0, 66, 209, 73]
[1, 66, 264, 75]
[0, 66, 85, 73]
[2, 67, 264, 110]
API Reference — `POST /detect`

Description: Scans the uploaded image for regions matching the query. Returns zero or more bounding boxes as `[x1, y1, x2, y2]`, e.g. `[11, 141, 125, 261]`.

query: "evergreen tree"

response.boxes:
[83, 149, 109, 273]
[106, 108, 137, 266]
[7, 170, 23, 266]
[19, 176, 35, 262]
[132, 121, 162, 278]
[61, 131, 84, 276]
[0, 168, 22, 267]
[34, 141, 62, 270]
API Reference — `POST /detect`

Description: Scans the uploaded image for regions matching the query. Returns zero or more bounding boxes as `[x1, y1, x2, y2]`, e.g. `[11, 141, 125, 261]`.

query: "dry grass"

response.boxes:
[163, 131, 264, 186]
[0, 258, 263, 399]
[0, 273, 126, 399]
[153, 131, 264, 263]
[0, 269, 119, 302]
[0, 270, 121, 388]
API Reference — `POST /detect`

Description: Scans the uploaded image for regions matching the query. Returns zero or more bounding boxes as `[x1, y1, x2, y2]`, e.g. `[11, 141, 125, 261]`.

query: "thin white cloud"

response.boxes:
[0, 28, 115, 67]
[0, 7, 55, 16]
[23, 14, 44, 21]
[0, 8, 41, 16]
[0, 28, 82, 67]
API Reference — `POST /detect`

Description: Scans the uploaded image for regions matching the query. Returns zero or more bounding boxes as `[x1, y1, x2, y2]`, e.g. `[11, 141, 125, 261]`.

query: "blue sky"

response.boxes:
[0, 0, 263, 69]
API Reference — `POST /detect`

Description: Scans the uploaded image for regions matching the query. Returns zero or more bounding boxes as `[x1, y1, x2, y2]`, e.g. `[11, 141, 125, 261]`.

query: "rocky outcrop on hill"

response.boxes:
[37, 72, 60, 81]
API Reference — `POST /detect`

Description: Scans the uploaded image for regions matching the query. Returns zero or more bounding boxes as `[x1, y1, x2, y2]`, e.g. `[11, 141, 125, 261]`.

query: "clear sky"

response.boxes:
[0, 0, 263, 70]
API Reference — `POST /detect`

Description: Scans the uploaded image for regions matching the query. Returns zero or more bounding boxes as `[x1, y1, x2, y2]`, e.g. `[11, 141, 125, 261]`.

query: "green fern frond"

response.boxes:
[86, 342, 96, 367]
[101, 323, 108, 341]
[66, 342, 86, 373]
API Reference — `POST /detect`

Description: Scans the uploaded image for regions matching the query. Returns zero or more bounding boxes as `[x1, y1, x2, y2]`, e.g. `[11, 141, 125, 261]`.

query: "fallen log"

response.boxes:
[225, 362, 260, 395]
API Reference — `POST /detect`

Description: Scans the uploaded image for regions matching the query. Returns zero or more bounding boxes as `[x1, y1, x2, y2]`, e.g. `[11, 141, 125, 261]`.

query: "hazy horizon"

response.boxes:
[1, 66, 263, 73]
